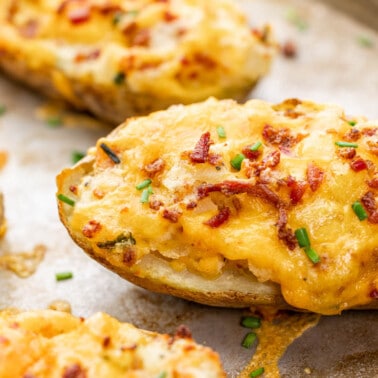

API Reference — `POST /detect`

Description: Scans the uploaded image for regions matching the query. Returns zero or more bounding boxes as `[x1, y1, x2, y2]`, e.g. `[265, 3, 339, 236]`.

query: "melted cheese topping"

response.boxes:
[60, 98, 378, 314]
[0, 310, 225, 378]
[0, 0, 275, 103]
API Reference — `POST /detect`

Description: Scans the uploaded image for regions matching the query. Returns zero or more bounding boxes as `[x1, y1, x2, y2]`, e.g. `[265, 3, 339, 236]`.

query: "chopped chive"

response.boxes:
[0, 105, 6, 116]
[304, 246, 321, 264]
[46, 116, 62, 127]
[136, 179, 152, 190]
[156, 373, 167, 378]
[55, 271, 73, 281]
[250, 141, 262, 151]
[71, 151, 85, 164]
[250, 367, 265, 377]
[112, 11, 123, 25]
[335, 141, 358, 148]
[285, 8, 308, 31]
[230, 153, 245, 170]
[140, 186, 153, 203]
[216, 125, 227, 138]
[241, 332, 257, 349]
[100, 143, 121, 164]
[241, 316, 261, 329]
[348, 120, 357, 126]
[57, 193, 75, 206]
[352, 201, 368, 221]
[357, 35, 373, 48]
[113, 72, 125, 85]
[294, 228, 311, 248]
[127, 10, 139, 17]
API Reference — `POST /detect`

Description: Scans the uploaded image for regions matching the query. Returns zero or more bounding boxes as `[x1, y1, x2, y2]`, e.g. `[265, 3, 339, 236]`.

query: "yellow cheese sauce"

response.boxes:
[61, 98, 378, 314]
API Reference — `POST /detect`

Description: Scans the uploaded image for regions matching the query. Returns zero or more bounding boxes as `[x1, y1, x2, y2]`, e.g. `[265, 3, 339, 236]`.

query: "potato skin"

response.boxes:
[57, 98, 378, 314]
[0, 0, 275, 124]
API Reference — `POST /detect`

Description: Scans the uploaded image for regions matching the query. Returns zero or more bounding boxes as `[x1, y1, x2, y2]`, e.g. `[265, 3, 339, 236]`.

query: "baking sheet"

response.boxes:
[0, 0, 377, 376]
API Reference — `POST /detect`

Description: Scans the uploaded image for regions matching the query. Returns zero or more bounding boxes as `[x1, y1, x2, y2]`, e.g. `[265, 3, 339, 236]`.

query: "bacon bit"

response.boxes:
[122, 248, 136, 266]
[149, 199, 163, 210]
[19, 19, 39, 38]
[176, 27, 187, 37]
[287, 176, 307, 205]
[162, 209, 181, 223]
[350, 157, 368, 172]
[175, 325, 192, 339]
[120, 344, 137, 352]
[232, 197, 242, 212]
[370, 288, 378, 299]
[208, 153, 222, 166]
[204, 207, 230, 228]
[68, 6, 91, 24]
[276, 207, 297, 250]
[69, 185, 78, 194]
[186, 201, 197, 210]
[82, 220, 102, 238]
[194, 53, 217, 69]
[189, 132, 213, 163]
[283, 109, 304, 119]
[343, 128, 361, 142]
[62, 364, 87, 378]
[337, 147, 356, 159]
[98, 4, 122, 14]
[262, 150, 280, 168]
[132, 29, 150, 47]
[367, 140, 378, 156]
[164, 11, 178, 22]
[123, 21, 138, 35]
[262, 124, 296, 148]
[307, 163, 324, 191]
[74, 49, 100, 63]
[143, 158, 165, 177]
[242, 146, 261, 160]
[102, 336, 111, 348]
[367, 178, 378, 189]
[361, 191, 378, 223]
[362, 128, 378, 137]
[281, 40, 297, 58]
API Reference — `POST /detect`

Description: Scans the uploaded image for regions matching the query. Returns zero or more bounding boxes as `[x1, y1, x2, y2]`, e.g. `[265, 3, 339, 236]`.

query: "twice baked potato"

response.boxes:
[0, 309, 225, 378]
[57, 98, 378, 315]
[0, 0, 275, 124]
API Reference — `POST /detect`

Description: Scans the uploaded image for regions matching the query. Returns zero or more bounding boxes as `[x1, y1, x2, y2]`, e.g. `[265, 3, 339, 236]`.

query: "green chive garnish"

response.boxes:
[294, 228, 311, 248]
[286, 8, 308, 31]
[100, 143, 121, 164]
[241, 332, 257, 349]
[352, 201, 368, 221]
[241, 316, 261, 329]
[335, 141, 358, 148]
[57, 193, 75, 207]
[230, 153, 245, 170]
[0, 105, 6, 116]
[46, 116, 62, 127]
[250, 367, 265, 377]
[140, 186, 153, 203]
[127, 10, 139, 17]
[348, 120, 357, 126]
[304, 246, 321, 264]
[71, 151, 85, 164]
[250, 141, 262, 151]
[136, 179, 152, 190]
[113, 72, 125, 85]
[357, 35, 373, 48]
[156, 373, 167, 378]
[55, 272, 73, 281]
[112, 11, 123, 25]
[216, 126, 226, 138]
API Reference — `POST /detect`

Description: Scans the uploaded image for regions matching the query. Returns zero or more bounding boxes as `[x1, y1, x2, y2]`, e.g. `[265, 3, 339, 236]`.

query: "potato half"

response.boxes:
[57, 98, 378, 314]
[0, 0, 275, 124]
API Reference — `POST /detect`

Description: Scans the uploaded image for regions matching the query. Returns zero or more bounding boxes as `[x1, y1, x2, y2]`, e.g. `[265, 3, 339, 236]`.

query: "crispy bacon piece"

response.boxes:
[366, 140, 378, 156]
[242, 145, 261, 160]
[102, 336, 111, 348]
[362, 128, 378, 137]
[189, 132, 213, 163]
[307, 163, 324, 191]
[262, 124, 296, 148]
[350, 157, 368, 172]
[287, 176, 307, 205]
[194, 53, 216, 69]
[343, 128, 361, 142]
[68, 6, 91, 24]
[164, 11, 178, 22]
[75, 49, 100, 63]
[276, 207, 297, 250]
[149, 199, 163, 210]
[361, 191, 378, 223]
[281, 40, 297, 58]
[162, 209, 181, 223]
[370, 288, 378, 299]
[367, 178, 378, 189]
[82, 220, 102, 238]
[62, 364, 87, 378]
[262, 150, 280, 168]
[204, 207, 230, 228]
[175, 324, 192, 339]
[144, 158, 165, 177]
[122, 247, 136, 266]
[133, 29, 151, 47]
[337, 147, 356, 159]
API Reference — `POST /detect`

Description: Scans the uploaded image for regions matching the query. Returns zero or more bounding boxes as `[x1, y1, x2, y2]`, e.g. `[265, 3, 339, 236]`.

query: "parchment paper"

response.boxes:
[0, 0, 377, 376]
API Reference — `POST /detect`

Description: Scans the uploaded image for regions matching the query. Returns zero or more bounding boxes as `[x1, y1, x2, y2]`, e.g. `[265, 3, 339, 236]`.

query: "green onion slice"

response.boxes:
[46, 116, 62, 127]
[55, 272, 73, 281]
[241, 332, 257, 349]
[216, 125, 227, 138]
[57, 194, 75, 207]
[136, 179, 152, 190]
[304, 246, 321, 264]
[294, 228, 311, 248]
[71, 151, 85, 164]
[352, 201, 368, 221]
[230, 153, 246, 171]
[241, 316, 261, 329]
[249, 367, 265, 377]
[113, 72, 125, 85]
[250, 141, 262, 151]
[0, 105, 7, 116]
[100, 143, 121, 164]
[335, 141, 358, 148]
[357, 35, 373, 48]
[140, 186, 153, 203]
[348, 120, 357, 126]
[156, 373, 167, 378]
